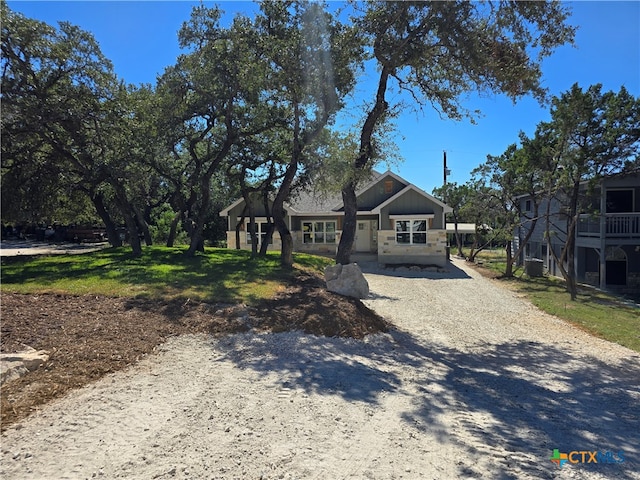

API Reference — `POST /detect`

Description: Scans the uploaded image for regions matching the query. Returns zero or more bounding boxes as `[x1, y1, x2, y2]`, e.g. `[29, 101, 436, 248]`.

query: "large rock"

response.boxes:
[0, 347, 49, 384]
[324, 263, 369, 299]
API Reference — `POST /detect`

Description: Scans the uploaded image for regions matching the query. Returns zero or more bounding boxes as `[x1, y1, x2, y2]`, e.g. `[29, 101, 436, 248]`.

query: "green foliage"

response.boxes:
[148, 204, 188, 245]
[472, 250, 640, 353]
[1, 3, 116, 224]
[519, 277, 640, 353]
[549, 83, 640, 179]
[2, 1, 581, 263]
[353, 1, 576, 119]
[0, 247, 332, 304]
[337, 0, 576, 263]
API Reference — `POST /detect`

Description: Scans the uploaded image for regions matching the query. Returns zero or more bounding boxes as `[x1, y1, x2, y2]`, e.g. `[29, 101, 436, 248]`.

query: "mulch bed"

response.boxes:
[0, 272, 389, 431]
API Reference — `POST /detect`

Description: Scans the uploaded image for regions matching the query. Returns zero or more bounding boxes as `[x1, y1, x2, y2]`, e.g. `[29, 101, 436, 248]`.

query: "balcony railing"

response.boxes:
[577, 213, 640, 238]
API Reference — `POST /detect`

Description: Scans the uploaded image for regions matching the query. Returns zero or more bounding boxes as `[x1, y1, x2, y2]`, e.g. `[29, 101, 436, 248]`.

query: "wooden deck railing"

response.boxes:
[577, 213, 640, 238]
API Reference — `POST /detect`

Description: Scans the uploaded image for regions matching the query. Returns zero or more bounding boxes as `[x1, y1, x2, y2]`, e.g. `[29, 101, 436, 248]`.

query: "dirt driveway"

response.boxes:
[2, 258, 639, 479]
[0, 239, 108, 256]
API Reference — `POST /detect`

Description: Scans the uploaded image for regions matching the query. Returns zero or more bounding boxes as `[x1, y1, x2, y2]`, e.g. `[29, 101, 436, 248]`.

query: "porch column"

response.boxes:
[599, 191, 607, 290]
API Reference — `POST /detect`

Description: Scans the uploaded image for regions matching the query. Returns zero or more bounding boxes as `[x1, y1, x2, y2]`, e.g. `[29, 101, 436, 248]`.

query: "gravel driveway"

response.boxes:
[2, 258, 639, 479]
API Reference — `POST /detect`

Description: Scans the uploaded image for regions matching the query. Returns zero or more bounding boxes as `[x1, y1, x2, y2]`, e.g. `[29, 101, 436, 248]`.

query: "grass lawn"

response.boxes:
[470, 248, 640, 353]
[0, 246, 334, 305]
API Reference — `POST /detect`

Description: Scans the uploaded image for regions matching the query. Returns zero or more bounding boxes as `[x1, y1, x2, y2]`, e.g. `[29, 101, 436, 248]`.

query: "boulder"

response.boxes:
[324, 263, 369, 299]
[0, 347, 49, 384]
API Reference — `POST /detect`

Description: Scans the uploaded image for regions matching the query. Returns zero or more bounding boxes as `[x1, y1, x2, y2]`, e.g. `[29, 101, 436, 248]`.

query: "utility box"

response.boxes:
[525, 258, 544, 277]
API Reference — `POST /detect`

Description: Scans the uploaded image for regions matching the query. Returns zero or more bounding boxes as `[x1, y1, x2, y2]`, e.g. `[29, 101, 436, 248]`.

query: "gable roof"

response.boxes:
[220, 169, 451, 216]
[371, 183, 453, 214]
[331, 170, 405, 211]
[281, 170, 385, 214]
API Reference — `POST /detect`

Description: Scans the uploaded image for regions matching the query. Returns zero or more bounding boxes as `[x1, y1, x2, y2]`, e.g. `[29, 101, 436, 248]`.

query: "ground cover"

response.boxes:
[0, 247, 388, 430]
[466, 249, 640, 353]
[1, 246, 331, 303]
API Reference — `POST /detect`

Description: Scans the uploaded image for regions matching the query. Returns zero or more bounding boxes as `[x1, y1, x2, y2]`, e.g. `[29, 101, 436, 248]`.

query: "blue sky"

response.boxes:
[7, 1, 640, 194]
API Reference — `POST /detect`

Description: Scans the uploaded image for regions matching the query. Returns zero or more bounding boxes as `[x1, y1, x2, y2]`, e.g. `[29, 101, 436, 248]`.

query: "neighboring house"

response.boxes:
[220, 170, 452, 267]
[446, 223, 477, 247]
[514, 172, 640, 293]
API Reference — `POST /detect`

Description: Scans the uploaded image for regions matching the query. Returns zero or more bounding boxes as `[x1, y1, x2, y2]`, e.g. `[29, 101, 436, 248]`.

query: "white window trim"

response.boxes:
[302, 220, 337, 244]
[245, 218, 271, 245]
[394, 218, 430, 245]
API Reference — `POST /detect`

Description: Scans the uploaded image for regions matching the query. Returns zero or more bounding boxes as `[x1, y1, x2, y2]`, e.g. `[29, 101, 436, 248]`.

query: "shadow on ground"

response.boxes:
[214, 328, 640, 479]
[356, 259, 472, 280]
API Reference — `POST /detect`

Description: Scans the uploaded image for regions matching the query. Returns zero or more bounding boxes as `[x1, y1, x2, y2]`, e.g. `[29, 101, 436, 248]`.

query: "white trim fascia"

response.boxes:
[390, 214, 435, 219]
[330, 169, 407, 211]
[372, 184, 453, 214]
[219, 197, 245, 216]
[294, 211, 377, 217]
[283, 202, 300, 215]
[219, 197, 297, 216]
[294, 212, 345, 217]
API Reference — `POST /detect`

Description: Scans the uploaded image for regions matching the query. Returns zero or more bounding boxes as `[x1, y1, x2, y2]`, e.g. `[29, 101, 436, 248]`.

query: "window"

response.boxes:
[303, 221, 336, 244]
[525, 200, 532, 212]
[396, 219, 427, 244]
[606, 189, 633, 213]
[384, 180, 394, 194]
[246, 221, 270, 246]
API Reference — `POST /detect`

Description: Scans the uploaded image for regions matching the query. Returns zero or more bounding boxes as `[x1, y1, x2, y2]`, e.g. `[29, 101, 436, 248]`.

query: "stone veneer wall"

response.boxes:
[226, 231, 340, 255]
[377, 230, 448, 267]
[225, 231, 281, 251]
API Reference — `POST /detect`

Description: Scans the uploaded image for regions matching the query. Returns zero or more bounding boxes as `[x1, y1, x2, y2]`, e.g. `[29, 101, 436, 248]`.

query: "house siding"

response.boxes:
[379, 190, 445, 230]
[357, 175, 407, 210]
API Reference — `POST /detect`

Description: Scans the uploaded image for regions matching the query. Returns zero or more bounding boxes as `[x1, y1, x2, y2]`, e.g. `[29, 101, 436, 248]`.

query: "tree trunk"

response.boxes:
[565, 214, 578, 300]
[336, 181, 357, 265]
[273, 192, 294, 268]
[335, 65, 391, 265]
[507, 204, 539, 277]
[134, 206, 153, 246]
[91, 192, 122, 247]
[111, 183, 142, 256]
[186, 224, 205, 255]
[452, 214, 463, 257]
[504, 241, 514, 277]
[166, 211, 182, 247]
[273, 183, 295, 268]
[259, 224, 274, 256]
[185, 137, 234, 257]
[122, 208, 142, 257]
[248, 206, 258, 258]
[544, 190, 579, 301]
[272, 105, 302, 269]
[235, 222, 242, 249]
[259, 191, 274, 257]
[186, 179, 210, 256]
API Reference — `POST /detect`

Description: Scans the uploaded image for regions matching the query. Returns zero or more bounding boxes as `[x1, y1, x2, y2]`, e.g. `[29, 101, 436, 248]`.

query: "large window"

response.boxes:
[606, 189, 633, 213]
[303, 221, 336, 244]
[396, 219, 427, 244]
[246, 221, 270, 246]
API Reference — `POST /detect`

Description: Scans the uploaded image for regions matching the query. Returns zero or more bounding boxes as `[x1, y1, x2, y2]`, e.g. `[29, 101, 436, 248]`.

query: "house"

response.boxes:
[514, 172, 640, 293]
[220, 170, 452, 267]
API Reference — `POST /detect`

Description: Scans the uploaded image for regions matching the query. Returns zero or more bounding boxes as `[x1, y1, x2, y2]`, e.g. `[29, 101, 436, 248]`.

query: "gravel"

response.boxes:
[2, 257, 639, 479]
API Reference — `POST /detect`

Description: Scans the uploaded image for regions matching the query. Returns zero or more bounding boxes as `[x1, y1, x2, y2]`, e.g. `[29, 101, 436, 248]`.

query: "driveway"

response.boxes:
[0, 239, 109, 256]
[2, 258, 639, 479]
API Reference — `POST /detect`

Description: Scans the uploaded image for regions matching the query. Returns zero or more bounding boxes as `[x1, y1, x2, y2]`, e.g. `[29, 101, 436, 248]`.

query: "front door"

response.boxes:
[355, 221, 371, 252]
